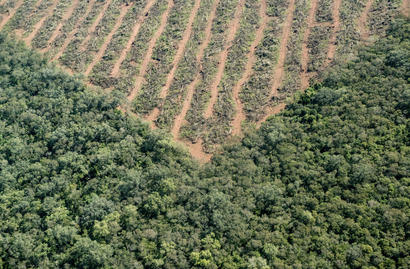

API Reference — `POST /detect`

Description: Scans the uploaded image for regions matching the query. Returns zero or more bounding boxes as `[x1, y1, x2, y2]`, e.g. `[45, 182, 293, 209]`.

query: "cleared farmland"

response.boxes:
[0, 0, 403, 159]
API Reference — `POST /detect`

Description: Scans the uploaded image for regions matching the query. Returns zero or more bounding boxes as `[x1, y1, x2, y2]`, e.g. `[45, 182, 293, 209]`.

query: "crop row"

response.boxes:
[307, 26, 332, 73]
[154, 0, 214, 130]
[132, 0, 196, 115]
[179, 0, 240, 144]
[3, 0, 53, 36]
[335, 0, 369, 58]
[0, 0, 19, 17]
[43, 0, 91, 59]
[60, 1, 122, 73]
[278, 0, 309, 104]
[202, 0, 263, 151]
[315, 0, 333, 22]
[368, 0, 401, 37]
[88, 0, 149, 89]
[239, 0, 289, 122]
[51, 1, 106, 69]
[112, 0, 169, 96]
[31, 0, 72, 49]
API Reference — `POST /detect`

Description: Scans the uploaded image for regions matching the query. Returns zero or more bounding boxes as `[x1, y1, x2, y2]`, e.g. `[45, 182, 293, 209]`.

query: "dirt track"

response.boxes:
[231, 0, 269, 136]
[42, 0, 79, 53]
[52, 0, 95, 62]
[203, 0, 245, 119]
[0, 0, 23, 30]
[84, 3, 132, 76]
[111, 0, 156, 77]
[358, 0, 374, 41]
[403, 0, 409, 17]
[325, 0, 342, 65]
[127, 0, 174, 102]
[80, 0, 112, 51]
[25, 1, 59, 46]
[171, 0, 220, 139]
[300, 0, 318, 90]
[267, 0, 295, 100]
[147, 0, 201, 124]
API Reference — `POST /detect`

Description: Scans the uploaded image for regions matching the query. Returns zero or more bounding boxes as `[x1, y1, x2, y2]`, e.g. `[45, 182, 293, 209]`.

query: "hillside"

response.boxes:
[0, 16, 408, 268]
[0, 0, 403, 157]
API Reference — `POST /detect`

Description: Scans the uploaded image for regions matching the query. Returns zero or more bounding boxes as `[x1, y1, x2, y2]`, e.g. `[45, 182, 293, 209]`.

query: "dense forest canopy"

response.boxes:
[0, 16, 409, 268]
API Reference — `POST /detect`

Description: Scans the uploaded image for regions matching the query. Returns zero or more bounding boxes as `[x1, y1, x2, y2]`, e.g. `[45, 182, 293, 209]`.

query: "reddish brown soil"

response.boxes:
[203, 0, 245, 119]
[42, 0, 79, 53]
[256, 0, 296, 126]
[25, 0, 59, 46]
[358, 0, 374, 41]
[402, 0, 409, 16]
[231, 0, 268, 136]
[147, 0, 201, 124]
[171, 0, 220, 161]
[84, 3, 132, 76]
[52, 0, 95, 62]
[325, 0, 342, 66]
[184, 138, 212, 162]
[171, 0, 220, 139]
[111, 0, 156, 77]
[300, 0, 318, 90]
[0, 0, 23, 30]
[127, 0, 174, 102]
[80, 0, 112, 51]
[145, 107, 160, 125]
[266, 0, 295, 100]
[256, 103, 286, 127]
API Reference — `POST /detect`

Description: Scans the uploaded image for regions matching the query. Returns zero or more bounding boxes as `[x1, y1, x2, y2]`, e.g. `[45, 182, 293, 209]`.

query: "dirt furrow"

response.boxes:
[0, 0, 23, 30]
[42, 0, 79, 53]
[127, 0, 174, 102]
[300, 0, 318, 90]
[266, 0, 296, 100]
[203, 0, 245, 119]
[80, 0, 112, 51]
[313, 21, 332, 27]
[402, 0, 409, 17]
[52, 0, 95, 62]
[84, 3, 132, 76]
[231, 0, 268, 136]
[111, 0, 156, 77]
[358, 0, 373, 40]
[147, 0, 201, 123]
[325, 0, 342, 65]
[24, 0, 60, 46]
[171, 0, 220, 139]
[256, 103, 286, 127]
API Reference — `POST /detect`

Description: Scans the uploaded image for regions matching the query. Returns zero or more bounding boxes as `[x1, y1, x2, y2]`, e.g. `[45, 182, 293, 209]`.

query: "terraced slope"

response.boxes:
[0, 0, 403, 160]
